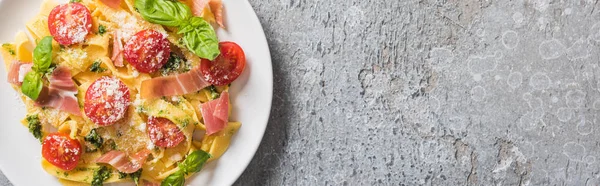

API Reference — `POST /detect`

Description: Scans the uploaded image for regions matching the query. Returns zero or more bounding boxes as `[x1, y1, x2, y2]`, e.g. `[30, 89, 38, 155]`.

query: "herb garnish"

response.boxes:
[22, 36, 54, 100]
[1, 43, 15, 55]
[160, 52, 190, 76]
[84, 129, 103, 149]
[161, 150, 211, 186]
[118, 169, 142, 185]
[91, 166, 111, 186]
[98, 25, 107, 35]
[207, 85, 220, 100]
[134, 0, 220, 60]
[26, 114, 42, 142]
[90, 60, 106, 73]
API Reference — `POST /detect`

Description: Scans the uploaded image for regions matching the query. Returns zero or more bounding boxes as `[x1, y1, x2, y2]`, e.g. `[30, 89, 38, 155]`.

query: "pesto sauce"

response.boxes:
[98, 25, 107, 35]
[1, 43, 15, 55]
[26, 114, 42, 142]
[84, 129, 103, 149]
[89, 60, 106, 73]
[91, 166, 111, 186]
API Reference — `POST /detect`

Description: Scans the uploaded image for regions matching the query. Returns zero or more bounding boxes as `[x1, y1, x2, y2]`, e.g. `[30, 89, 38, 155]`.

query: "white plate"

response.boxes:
[0, 0, 272, 185]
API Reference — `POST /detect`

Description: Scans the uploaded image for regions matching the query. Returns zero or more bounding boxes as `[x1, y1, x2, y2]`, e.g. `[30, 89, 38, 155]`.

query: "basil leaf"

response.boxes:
[32, 36, 53, 73]
[159, 150, 211, 186]
[180, 17, 220, 60]
[179, 150, 211, 174]
[21, 72, 43, 100]
[160, 171, 185, 186]
[134, 0, 191, 27]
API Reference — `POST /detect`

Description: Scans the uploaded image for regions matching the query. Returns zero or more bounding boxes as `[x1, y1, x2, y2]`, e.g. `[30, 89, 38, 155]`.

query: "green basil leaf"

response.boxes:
[177, 24, 194, 35]
[179, 150, 211, 174]
[160, 171, 185, 186]
[134, 0, 191, 27]
[21, 71, 43, 100]
[181, 18, 220, 60]
[32, 36, 53, 73]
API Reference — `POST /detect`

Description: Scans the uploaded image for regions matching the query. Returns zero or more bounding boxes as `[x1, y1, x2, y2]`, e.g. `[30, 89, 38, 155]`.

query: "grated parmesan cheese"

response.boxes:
[169, 153, 182, 162]
[138, 122, 146, 132]
[146, 142, 155, 150]
[132, 70, 139, 78]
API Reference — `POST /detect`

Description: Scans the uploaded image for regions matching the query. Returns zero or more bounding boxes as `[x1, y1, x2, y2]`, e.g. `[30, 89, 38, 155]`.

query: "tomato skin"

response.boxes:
[42, 133, 82, 171]
[123, 30, 171, 73]
[200, 42, 246, 86]
[147, 117, 185, 148]
[48, 3, 93, 45]
[84, 77, 131, 126]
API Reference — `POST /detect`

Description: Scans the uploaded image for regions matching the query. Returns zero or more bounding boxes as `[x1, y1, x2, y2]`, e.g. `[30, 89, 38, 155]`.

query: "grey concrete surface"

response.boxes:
[4, 0, 600, 185]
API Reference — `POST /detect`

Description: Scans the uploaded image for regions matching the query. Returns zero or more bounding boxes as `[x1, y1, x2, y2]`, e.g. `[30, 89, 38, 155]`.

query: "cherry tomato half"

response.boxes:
[147, 117, 185, 148]
[84, 77, 131, 126]
[123, 29, 171, 73]
[48, 3, 93, 45]
[42, 133, 82, 171]
[200, 42, 246, 86]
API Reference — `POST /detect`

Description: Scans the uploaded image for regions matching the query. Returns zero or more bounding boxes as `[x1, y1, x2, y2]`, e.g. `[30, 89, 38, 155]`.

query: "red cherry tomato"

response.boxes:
[123, 30, 171, 73]
[200, 42, 246, 86]
[48, 3, 93, 45]
[147, 117, 185, 148]
[42, 133, 82, 171]
[84, 77, 131, 126]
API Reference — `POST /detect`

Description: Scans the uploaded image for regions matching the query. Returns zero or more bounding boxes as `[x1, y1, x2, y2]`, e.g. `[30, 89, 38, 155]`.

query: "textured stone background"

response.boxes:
[4, 0, 600, 185]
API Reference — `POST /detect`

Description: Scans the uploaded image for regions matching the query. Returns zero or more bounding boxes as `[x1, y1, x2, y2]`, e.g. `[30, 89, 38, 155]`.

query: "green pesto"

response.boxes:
[26, 114, 42, 142]
[207, 85, 220, 100]
[90, 60, 106, 73]
[98, 25, 107, 35]
[84, 129, 103, 149]
[2, 43, 15, 55]
[91, 166, 111, 186]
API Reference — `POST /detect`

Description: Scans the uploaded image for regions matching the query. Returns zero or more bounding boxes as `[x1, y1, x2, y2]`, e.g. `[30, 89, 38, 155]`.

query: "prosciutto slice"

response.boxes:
[140, 67, 211, 99]
[191, 0, 210, 16]
[7, 61, 33, 85]
[209, 0, 224, 28]
[201, 92, 229, 135]
[111, 31, 124, 67]
[100, 0, 121, 9]
[191, 0, 224, 28]
[96, 149, 151, 173]
[35, 66, 80, 116]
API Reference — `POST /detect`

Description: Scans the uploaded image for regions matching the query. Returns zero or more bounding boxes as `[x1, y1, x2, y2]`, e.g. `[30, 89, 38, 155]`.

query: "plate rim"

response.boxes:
[219, 0, 273, 185]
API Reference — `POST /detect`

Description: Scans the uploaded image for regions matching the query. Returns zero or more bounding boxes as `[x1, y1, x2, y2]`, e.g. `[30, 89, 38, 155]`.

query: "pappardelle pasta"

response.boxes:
[1, 0, 246, 185]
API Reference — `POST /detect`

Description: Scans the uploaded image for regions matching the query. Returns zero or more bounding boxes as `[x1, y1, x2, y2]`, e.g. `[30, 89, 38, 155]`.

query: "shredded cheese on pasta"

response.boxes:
[0, 0, 240, 185]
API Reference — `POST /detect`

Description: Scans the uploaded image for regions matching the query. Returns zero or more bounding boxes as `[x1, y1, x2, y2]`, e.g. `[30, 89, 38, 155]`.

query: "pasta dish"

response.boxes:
[0, 0, 246, 185]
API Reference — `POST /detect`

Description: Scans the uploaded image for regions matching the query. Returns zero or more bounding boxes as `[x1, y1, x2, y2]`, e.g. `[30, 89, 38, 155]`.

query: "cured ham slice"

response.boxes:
[96, 149, 151, 173]
[213, 91, 229, 121]
[191, 0, 210, 16]
[208, 0, 224, 28]
[191, 0, 224, 28]
[35, 66, 81, 116]
[48, 66, 78, 92]
[8, 62, 80, 115]
[7, 61, 32, 85]
[140, 67, 210, 99]
[201, 92, 229, 135]
[100, 0, 121, 9]
[111, 31, 124, 67]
